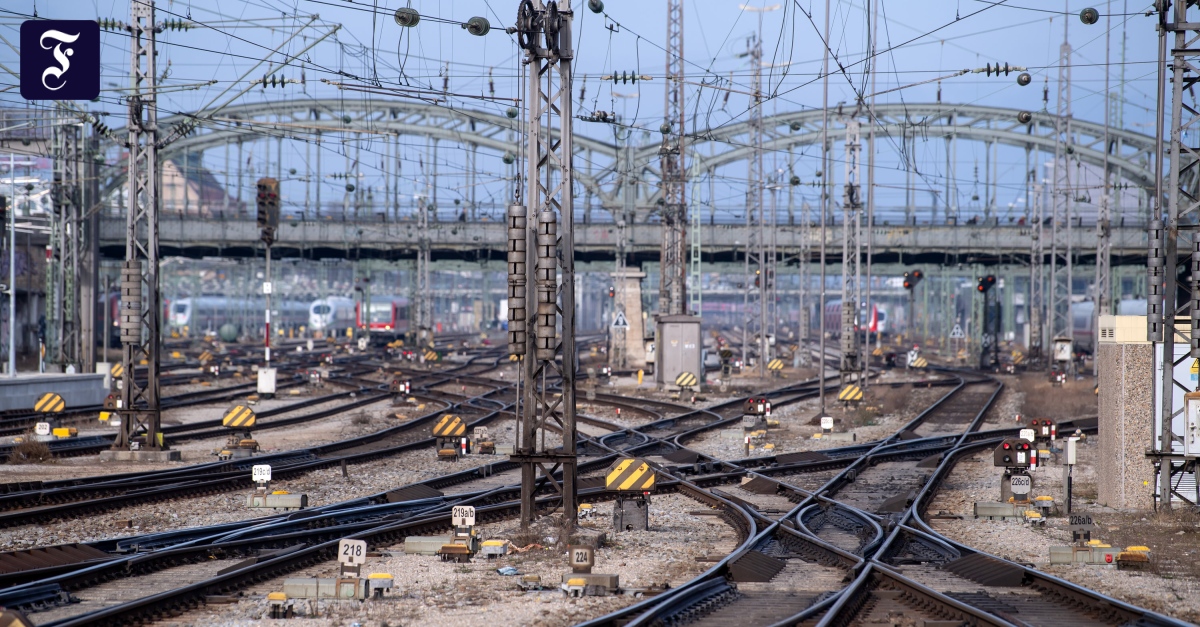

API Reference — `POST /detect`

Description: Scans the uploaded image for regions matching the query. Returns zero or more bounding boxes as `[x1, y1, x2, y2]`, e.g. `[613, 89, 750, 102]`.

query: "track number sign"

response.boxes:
[1019, 428, 1035, 442]
[34, 422, 50, 436]
[338, 539, 367, 566]
[820, 416, 834, 431]
[251, 464, 272, 483]
[451, 505, 476, 526]
[1010, 474, 1031, 496]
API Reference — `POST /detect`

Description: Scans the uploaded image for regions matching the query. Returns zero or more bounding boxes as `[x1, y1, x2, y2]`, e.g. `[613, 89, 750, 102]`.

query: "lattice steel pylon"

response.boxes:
[1029, 182, 1044, 362]
[1049, 13, 1074, 366]
[658, 0, 686, 316]
[1150, 0, 1200, 510]
[840, 118, 862, 384]
[687, 159, 704, 318]
[415, 197, 432, 348]
[48, 112, 82, 370]
[741, 28, 768, 377]
[115, 0, 163, 451]
[514, 0, 578, 530]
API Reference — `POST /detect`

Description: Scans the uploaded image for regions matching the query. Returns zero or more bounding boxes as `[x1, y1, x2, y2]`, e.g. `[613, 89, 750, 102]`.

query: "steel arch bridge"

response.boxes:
[99, 98, 1158, 223]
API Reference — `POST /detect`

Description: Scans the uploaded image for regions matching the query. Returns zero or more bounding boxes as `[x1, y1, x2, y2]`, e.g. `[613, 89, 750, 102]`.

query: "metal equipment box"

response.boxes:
[654, 315, 702, 389]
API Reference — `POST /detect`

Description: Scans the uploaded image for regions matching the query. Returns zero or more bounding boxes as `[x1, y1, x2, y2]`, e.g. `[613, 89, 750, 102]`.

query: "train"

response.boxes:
[1070, 299, 1147, 355]
[167, 296, 309, 338]
[308, 295, 410, 339]
[821, 300, 887, 338]
[357, 296, 410, 338]
[309, 297, 357, 334]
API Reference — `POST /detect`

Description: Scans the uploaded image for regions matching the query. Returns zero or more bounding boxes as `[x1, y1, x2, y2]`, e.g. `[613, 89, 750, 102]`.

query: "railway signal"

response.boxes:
[255, 177, 281, 245]
[975, 275, 999, 370]
[994, 438, 1035, 503]
[902, 270, 923, 290]
[902, 269, 923, 346]
[256, 178, 280, 399]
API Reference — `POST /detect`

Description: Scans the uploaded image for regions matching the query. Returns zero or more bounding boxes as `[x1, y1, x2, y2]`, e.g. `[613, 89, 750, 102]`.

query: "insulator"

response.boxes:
[1017, 111, 1033, 124]
[535, 210, 558, 361]
[588, 0, 604, 13]
[1192, 232, 1200, 356]
[789, 121, 802, 131]
[1016, 72, 1032, 87]
[346, 184, 355, 192]
[790, 175, 801, 186]
[1148, 219, 1165, 341]
[1080, 7, 1100, 24]
[119, 261, 143, 345]
[506, 107, 519, 119]
[394, 7, 420, 27]
[507, 204, 528, 355]
[464, 16, 490, 36]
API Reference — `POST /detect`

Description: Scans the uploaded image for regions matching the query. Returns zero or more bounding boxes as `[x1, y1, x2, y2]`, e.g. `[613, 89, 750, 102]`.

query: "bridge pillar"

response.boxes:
[610, 270, 646, 369]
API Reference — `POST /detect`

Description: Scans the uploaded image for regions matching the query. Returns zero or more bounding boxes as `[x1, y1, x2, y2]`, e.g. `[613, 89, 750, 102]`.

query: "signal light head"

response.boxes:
[1003, 442, 1011, 449]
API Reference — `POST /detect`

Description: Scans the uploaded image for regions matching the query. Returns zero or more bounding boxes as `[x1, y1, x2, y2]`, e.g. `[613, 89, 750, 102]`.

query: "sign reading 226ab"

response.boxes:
[21, 20, 100, 101]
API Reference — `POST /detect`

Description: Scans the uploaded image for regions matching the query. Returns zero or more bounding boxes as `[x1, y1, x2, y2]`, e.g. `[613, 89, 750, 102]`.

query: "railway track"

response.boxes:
[0, 362, 1182, 627]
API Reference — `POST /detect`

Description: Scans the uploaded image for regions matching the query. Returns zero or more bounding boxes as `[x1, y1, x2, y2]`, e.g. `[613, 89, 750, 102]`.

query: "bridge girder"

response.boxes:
[98, 99, 1158, 214]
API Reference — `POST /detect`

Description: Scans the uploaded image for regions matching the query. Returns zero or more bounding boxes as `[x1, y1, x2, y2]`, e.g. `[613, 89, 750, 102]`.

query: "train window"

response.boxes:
[173, 304, 188, 314]
[313, 304, 331, 315]
[370, 309, 391, 323]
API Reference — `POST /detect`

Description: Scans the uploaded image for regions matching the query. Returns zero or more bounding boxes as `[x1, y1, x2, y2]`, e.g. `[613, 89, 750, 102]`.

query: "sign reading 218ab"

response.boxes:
[20, 20, 100, 101]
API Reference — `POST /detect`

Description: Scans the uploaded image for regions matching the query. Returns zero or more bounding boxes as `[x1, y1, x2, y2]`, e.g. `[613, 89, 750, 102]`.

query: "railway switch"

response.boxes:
[438, 506, 479, 562]
[481, 540, 509, 558]
[578, 503, 594, 520]
[561, 546, 619, 597]
[367, 573, 394, 598]
[247, 464, 307, 510]
[473, 426, 495, 454]
[606, 458, 655, 532]
[266, 592, 292, 619]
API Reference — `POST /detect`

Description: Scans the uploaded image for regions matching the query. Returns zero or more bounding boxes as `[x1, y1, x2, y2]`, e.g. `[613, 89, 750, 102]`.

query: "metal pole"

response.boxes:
[116, 0, 163, 451]
[8, 152, 14, 377]
[818, 0, 830, 411]
[516, 0, 577, 530]
[265, 244, 271, 366]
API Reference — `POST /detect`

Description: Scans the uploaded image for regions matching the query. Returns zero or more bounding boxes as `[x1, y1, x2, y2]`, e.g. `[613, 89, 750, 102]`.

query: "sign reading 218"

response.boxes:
[20, 20, 99, 101]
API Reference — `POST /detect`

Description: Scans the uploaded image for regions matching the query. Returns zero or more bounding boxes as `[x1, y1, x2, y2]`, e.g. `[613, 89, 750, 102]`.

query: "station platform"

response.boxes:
[0, 373, 108, 412]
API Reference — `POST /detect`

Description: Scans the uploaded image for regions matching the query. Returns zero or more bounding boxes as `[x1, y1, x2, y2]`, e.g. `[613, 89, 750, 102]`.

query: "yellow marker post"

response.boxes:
[637, 370, 643, 386]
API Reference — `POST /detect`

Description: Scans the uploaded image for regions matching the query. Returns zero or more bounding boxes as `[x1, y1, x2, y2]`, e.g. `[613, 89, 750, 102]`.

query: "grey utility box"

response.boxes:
[655, 315, 702, 389]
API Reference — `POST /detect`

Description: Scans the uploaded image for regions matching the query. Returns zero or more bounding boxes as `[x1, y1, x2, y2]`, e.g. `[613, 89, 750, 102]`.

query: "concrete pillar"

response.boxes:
[1097, 315, 1154, 510]
[612, 270, 646, 368]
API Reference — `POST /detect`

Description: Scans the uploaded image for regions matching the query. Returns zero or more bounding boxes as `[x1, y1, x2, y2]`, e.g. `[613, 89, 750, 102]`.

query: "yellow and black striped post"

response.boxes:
[837, 384, 864, 405]
[912, 356, 928, 369]
[424, 349, 439, 362]
[222, 405, 256, 429]
[110, 363, 124, 379]
[605, 458, 656, 492]
[432, 414, 465, 438]
[198, 350, 213, 364]
[34, 393, 65, 413]
[674, 371, 699, 388]
[767, 359, 784, 376]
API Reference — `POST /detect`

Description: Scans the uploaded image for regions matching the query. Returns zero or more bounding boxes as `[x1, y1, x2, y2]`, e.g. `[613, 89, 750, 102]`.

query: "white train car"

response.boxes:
[169, 297, 308, 338]
[1071, 299, 1147, 355]
[309, 297, 357, 335]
